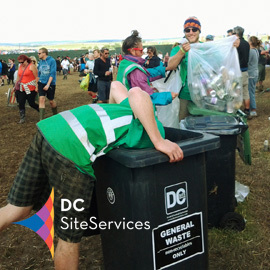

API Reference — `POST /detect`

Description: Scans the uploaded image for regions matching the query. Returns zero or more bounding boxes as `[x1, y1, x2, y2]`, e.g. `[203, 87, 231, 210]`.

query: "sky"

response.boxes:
[1, 0, 269, 44]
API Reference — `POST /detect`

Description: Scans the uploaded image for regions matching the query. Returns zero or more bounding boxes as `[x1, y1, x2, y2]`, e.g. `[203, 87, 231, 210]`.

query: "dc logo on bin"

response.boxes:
[106, 187, 116, 204]
[165, 182, 188, 215]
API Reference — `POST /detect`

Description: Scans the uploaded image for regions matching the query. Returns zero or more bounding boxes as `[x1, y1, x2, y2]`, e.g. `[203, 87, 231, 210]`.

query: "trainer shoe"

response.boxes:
[250, 111, 257, 117]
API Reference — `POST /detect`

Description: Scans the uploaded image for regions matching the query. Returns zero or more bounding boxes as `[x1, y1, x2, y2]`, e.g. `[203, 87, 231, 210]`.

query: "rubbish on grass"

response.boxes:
[235, 181, 250, 203]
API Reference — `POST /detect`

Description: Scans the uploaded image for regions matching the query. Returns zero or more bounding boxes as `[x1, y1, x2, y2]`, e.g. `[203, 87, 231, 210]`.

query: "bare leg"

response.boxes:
[54, 239, 80, 270]
[109, 81, 128, 104]
[128, 87, 184, 162]
[0, 204, 32, 232]
[243, 99, 250, 110]
[49, 99, 57, 109]
[39, 96, 46, 109]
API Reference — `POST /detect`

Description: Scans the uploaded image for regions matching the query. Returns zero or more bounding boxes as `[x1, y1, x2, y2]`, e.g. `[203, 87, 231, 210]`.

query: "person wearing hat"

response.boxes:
[168, 16, 202, 121]
[206, 35, 214, 41]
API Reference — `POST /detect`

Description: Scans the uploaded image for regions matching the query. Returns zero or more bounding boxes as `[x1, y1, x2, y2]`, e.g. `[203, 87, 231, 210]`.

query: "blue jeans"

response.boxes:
[248, 76, 258, 110]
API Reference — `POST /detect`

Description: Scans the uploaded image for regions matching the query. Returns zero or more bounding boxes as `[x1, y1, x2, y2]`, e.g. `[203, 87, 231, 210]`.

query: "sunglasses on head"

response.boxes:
[185, 28, 198, 33]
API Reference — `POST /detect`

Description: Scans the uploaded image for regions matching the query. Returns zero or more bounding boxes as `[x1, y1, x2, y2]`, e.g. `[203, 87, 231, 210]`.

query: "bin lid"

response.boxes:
[183, 115, 247, 135]
[107, 129, 220, 168]
[184, 115, 240, 130]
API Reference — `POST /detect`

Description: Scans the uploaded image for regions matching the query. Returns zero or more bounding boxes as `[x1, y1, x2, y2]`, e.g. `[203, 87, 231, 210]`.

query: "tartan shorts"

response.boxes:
[8, 131, 95, 243]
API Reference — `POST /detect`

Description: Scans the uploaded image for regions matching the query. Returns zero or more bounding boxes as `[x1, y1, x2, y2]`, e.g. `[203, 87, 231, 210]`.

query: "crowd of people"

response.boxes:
[2, 27, 268, 121]
[0, 16, 270, 270]
[226, 27, 270, 117]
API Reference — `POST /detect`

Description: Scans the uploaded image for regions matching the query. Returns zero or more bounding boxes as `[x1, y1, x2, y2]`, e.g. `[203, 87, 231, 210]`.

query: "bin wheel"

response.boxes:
[219, 212, 246, 231]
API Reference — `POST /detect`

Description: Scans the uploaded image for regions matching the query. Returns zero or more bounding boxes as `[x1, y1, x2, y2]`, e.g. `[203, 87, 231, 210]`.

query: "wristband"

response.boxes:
[180, 47, 186, 54]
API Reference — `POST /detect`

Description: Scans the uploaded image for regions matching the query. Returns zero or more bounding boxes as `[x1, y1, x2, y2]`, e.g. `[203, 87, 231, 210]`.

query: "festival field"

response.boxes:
[0, 69, 270, 269]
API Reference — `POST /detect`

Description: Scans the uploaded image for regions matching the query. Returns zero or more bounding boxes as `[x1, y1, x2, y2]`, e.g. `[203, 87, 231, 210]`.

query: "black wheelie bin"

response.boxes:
[181, 113, 248, 231]
[93, 128, 219, 270]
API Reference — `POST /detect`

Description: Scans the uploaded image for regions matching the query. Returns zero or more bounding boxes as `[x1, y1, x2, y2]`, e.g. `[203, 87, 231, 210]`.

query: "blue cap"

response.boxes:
[206, 35, 214, 41]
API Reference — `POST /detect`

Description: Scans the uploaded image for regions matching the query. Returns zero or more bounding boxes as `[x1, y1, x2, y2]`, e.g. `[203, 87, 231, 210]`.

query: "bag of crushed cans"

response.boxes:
[187, 35, 242, 113]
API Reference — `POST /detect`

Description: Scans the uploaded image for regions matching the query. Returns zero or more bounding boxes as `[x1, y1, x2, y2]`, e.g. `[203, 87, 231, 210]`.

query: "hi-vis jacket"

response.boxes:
[117, 58, 172, 106]
[37, 100, 165, 179]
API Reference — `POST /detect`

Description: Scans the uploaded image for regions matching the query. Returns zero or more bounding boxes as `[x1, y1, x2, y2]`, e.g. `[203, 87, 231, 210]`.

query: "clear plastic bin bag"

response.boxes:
[188, 36, 243, 113]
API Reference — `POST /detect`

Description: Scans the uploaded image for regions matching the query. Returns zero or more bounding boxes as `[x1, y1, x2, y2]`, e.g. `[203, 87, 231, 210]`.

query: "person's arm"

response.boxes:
[233, 37, 240, 48]
[147, 64, 166, 81]
[43, 60, 56, 90]
[167, 43, 190, 70]
[128, 69, 154, 95]
[30, 64, 38, 79]
[105, 59, 112, 77]
[150, 92, 177, 106]
[129, 69, 176, 105]
[110, 81, 183, 162]
[37, 65, 41, 79]
[128, 87, 183, 162]
[43, 77, 53, 90]
[12, 67, 20, 91]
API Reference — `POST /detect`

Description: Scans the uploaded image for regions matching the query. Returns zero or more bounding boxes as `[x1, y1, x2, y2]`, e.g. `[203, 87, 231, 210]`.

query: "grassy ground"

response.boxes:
[208, 69, 270, 269]
[0, 68, 269, 269]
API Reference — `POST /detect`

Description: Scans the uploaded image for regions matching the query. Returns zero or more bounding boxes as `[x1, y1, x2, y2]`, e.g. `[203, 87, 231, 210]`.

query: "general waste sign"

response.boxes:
[152, 212, 204, 270]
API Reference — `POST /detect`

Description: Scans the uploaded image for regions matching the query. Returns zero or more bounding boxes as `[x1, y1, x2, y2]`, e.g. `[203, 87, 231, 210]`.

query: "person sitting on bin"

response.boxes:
[117, 30, 178, 105]
[0, 81, 184, 270]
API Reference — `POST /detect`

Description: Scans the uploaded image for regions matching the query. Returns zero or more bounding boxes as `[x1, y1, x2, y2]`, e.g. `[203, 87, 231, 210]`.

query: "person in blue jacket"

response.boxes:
[37, 47, 57, 120]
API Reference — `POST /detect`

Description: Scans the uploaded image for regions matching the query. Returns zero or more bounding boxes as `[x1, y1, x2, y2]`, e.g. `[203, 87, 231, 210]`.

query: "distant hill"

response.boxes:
[0, 38, 180, 48]
[0, 39, 124, 47]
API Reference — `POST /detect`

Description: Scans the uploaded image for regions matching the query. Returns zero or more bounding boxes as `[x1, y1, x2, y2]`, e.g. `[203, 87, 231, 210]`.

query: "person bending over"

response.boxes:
[0, 81, 183, 270]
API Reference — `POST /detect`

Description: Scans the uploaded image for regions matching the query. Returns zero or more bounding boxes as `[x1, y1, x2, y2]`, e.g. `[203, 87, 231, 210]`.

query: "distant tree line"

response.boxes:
[0, 44, 175, 65]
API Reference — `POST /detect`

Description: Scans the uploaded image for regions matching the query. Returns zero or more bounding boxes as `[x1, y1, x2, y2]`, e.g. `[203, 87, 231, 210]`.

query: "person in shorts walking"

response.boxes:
[37, 47, 57, 120]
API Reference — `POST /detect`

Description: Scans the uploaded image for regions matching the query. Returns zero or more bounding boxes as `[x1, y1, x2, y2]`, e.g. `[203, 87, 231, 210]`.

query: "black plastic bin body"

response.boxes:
[205, 133, 237, 227]
[93, 128, 219, 270]
[182, 115, 247, 228]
